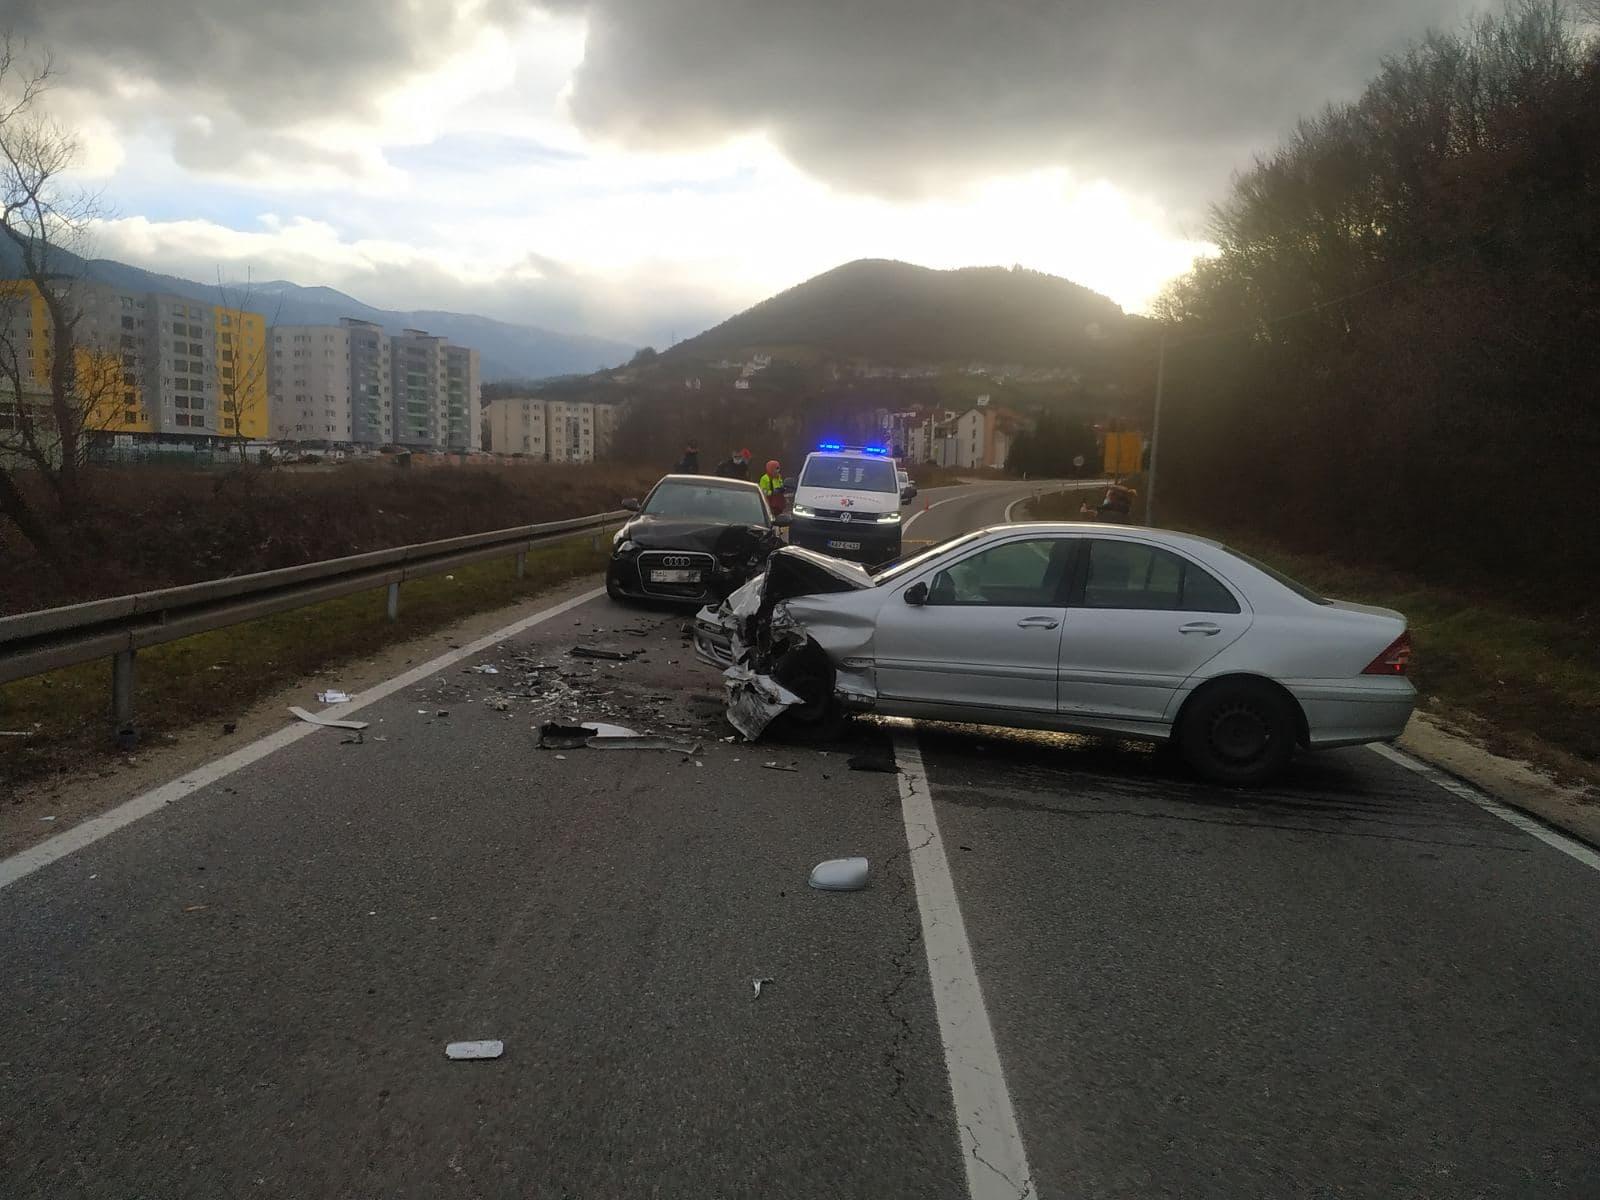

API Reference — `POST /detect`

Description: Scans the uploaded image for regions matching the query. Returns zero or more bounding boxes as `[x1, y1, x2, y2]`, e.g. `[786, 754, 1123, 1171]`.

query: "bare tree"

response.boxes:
[0, 32, 108, 552]
[212, 267, 279, 463]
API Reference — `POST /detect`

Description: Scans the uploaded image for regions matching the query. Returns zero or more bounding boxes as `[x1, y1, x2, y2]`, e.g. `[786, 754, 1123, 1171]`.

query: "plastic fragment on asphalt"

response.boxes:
[467, 665, 500, 675]
[317, 690, 353, 704]
[288, 706, 369, 734]
[589, 736, 697, 752]
[446, 1040, 504, 1060]
[183, 904, 208, 912]
[847, 753, 899, 773]
[539, 722, 596, 749]
[723, 666, 803, 741]
[582, 721, 641, 738]
[753, 977, 774, 998]
[762, 761, 799, 772]
[809, 857, 870, 891]
[569, 646, 641, 662]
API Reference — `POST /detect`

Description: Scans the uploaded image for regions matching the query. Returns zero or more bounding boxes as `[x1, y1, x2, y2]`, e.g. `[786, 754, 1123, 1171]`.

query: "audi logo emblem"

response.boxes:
[661, 555, 692, 567]
[839, 512, 853, 523]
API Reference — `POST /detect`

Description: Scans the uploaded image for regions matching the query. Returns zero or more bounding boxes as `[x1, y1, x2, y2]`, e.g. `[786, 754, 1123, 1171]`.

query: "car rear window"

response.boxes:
[799, 455, 898, 493]
[1224, 548, 1330, 605]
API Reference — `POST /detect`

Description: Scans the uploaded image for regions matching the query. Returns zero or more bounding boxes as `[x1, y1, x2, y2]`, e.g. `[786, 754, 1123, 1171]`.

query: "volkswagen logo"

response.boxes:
[839, 511, 853, 523]
[662, 555, 692, 567]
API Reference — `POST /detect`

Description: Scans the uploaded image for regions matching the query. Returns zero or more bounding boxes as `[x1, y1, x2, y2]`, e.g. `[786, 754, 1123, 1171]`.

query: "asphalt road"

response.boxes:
[3, 479, 1597, 1199]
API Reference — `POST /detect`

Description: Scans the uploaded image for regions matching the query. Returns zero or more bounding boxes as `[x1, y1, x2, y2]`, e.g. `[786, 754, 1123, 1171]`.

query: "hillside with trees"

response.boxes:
[666, 259, 1134, 367]
[1153, 1, 1599, 606]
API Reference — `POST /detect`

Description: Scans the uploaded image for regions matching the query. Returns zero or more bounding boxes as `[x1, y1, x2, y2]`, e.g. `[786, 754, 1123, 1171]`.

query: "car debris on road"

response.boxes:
[809, 857, 870, 891]
[569, 646, 642, 662]
[445, 1040, 504, 1061]
[316, 690, 353, 704]
[753, 977, 774, 999]
[288, 707, 369, 741]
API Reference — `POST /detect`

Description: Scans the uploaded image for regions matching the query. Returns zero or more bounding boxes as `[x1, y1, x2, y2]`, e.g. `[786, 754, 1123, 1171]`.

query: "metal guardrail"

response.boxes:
[0, 510, 626, 734]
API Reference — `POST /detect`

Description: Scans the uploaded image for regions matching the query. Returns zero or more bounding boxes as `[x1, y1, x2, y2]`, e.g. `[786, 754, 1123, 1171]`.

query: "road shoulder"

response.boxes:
[0, 574, 605, 860]
[1399, 712, 1600, 848]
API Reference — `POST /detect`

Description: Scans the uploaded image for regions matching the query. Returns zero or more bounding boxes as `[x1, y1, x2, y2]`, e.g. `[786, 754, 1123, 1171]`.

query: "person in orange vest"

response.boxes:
[759, 459, 786, 515]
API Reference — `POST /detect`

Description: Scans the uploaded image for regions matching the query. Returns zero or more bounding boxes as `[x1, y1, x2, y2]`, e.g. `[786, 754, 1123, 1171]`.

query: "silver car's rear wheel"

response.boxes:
[1178, 680, 1297, 787]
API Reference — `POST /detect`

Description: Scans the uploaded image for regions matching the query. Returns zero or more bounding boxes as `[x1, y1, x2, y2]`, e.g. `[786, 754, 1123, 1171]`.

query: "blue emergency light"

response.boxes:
[815, 441, 891, 455]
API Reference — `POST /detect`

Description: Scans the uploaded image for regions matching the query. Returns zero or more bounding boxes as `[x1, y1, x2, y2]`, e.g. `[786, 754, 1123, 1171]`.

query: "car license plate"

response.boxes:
[826, 540, 862, 551]
[650, 568, 700, 583]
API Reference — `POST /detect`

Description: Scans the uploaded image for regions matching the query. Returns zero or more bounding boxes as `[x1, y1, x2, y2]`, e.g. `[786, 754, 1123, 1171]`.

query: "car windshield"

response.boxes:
[800, 455, 898, 493]
[642, 481, 767, 524]
[1224, 547, 1330, 604]
[872, 529, 988, 581]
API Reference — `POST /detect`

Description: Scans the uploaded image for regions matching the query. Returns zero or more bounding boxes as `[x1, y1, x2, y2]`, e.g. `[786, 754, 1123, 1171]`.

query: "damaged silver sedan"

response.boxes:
[695, 524, 1417, 785]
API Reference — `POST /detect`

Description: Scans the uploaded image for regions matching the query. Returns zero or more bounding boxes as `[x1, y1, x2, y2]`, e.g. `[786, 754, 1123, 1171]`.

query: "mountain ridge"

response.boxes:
[0, 243, 634, 382]
[664, 258, 1132, 368]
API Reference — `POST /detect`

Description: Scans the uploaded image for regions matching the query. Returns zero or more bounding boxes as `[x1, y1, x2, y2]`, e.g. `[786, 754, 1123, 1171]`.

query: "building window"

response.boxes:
[175, 413, 190, 426]
[223, 418, 235, 430]
[121, 316, 135, 330]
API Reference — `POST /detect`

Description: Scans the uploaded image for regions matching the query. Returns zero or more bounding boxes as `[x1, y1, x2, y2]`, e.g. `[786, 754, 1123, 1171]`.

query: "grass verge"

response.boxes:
[0, 536, 609, 791]
[1018, 486, 1600, 789]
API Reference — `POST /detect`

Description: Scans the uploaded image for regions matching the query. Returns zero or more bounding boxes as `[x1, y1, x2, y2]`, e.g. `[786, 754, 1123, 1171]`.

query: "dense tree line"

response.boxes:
[1154, 1, 1598, 605]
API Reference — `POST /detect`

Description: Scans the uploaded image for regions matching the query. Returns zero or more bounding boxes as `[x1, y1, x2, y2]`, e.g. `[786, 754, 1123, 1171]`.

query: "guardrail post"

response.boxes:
[112, 648, 136, 740]
[515, 552, 526, 579]
[386, 582, 400, 622]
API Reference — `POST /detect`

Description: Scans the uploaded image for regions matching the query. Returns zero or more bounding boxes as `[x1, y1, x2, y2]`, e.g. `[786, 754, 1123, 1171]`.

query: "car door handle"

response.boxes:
[1180, 621, 1222, 635]
[1017, 616, 1060, 629]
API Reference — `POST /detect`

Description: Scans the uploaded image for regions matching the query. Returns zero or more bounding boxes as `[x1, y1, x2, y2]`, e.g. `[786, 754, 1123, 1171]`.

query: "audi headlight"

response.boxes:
[790, 503, 817, 518]
[875, 511, 902, 523]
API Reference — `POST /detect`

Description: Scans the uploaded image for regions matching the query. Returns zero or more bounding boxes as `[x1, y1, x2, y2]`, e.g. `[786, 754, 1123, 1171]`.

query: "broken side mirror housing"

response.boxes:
[772, 512, 792, 527]
[904, 581, 928, 606]
[620, 497, 640, 512]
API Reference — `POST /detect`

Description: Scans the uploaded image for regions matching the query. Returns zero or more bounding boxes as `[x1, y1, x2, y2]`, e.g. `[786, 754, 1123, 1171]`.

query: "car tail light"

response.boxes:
[1362, 631, 1413, 676]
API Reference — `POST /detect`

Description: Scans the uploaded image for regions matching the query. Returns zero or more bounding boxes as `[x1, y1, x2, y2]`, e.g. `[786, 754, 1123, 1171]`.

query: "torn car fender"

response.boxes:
[772, 596, 880, 704]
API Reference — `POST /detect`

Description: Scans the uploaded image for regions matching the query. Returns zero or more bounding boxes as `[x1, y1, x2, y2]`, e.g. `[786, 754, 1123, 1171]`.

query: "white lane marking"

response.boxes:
[0, 587, 605, 893]
[902, 492, 966, 536]
[1370, 742, 1600, 874]
[894, 731, 1036, 1200]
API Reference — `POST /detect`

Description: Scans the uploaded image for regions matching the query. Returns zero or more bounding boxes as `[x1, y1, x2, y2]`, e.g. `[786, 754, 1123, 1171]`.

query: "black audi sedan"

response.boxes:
[605, 474, 788, 605]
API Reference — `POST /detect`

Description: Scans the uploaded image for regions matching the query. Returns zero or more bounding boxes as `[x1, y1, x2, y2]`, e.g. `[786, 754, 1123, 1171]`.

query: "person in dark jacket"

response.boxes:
[675, 442, 700, 474]
[715, 448, 752, 480]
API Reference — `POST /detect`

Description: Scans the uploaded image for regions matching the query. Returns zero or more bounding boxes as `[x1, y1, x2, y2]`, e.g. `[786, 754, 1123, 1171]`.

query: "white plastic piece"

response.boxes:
[316, 690, 352, 704]
[753, 977, 774, 998]
[582, 721, 641, 738]
[809, 857, 870, 891]
[445, 1040, 504, 1060]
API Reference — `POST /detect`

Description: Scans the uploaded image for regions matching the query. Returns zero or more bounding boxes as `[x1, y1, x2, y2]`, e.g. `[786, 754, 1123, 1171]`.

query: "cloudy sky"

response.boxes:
[10, 0, 1467, 346]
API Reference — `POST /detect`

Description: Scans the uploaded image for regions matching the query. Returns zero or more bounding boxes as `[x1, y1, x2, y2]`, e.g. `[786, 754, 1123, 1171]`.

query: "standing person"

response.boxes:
[737, 448, 752, 480]
[759, 459, 786, 515]
[675, 442, 700, 474]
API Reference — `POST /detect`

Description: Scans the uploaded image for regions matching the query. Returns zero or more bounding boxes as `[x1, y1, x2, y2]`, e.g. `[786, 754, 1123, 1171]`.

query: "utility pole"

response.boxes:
[1145, 328, 1168, 527]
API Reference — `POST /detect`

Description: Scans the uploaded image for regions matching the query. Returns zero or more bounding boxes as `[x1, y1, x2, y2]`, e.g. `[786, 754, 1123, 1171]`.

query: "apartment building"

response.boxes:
[1, 279, 269, 447]
[268, 320, 479, 450]
[389, 330, 481, 451]
[485, 395, 549, 458]
[268, 318, 392, 444]
[483, 396, 622, 462]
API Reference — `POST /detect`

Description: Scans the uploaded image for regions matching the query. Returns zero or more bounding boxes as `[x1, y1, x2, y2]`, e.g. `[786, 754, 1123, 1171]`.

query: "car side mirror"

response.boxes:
[620, 497, 639, 512]
[772, 512, 792, 527]
[904, 581, 928, 606]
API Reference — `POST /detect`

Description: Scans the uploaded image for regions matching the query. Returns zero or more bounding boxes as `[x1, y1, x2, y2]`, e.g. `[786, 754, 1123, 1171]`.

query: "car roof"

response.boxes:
[656, 473, 763, 492]
[986, 521, 1225, 551]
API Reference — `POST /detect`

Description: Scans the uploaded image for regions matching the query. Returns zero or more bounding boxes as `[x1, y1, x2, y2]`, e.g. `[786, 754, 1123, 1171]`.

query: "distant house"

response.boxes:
[954, 404, 1028, 470]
